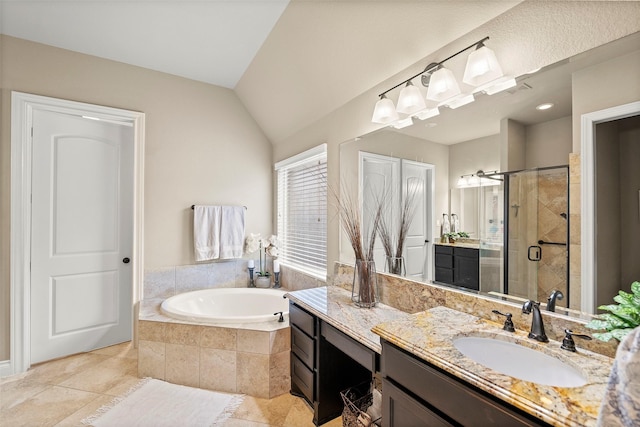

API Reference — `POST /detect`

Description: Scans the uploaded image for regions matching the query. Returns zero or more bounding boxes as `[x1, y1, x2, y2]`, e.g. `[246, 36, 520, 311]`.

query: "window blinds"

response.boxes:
[276, 145, 327, 279]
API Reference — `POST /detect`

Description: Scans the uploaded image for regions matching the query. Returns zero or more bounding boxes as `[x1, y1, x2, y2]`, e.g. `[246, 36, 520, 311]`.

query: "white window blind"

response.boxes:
[275, 144, 327, 279]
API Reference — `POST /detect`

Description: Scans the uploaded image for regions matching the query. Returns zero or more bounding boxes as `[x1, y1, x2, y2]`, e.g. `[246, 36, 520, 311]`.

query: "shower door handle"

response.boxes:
[528, 246, 542, 261]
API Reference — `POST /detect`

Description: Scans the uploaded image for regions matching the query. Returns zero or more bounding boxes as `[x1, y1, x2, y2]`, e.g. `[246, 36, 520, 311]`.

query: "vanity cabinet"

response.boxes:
[381, 340, 549, 426]
[434, 244, 479, 291]
[289, 301, 373, 426]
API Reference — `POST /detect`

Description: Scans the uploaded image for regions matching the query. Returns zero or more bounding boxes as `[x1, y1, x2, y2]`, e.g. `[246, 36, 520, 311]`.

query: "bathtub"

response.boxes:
[160, 287, 289, 324]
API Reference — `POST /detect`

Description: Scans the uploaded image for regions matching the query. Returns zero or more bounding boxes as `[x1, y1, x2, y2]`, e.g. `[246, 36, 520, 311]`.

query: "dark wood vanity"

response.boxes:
[434, 244, 480, 290]
[289, 301, 374, 425]
[286, 286, 607, 427]
[381, 340, 548, 426]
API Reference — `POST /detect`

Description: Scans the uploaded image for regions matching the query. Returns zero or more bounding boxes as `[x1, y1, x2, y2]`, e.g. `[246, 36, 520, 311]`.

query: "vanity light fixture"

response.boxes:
[462, 41, 504, 87]
[371, 94, 399, 124]
[426, 65, 461, 102]
[371, 36, 512, 125]
[390, 117, 414, 129]
[414, 107, 440, 120]
[396, 80, 427, 115]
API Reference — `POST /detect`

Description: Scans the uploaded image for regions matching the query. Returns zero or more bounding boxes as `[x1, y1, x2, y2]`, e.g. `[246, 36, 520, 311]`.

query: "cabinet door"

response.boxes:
[382, 378, 453, 427]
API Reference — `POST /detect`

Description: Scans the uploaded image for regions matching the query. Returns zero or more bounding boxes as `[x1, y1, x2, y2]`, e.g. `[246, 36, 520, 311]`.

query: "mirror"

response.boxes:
[339, 32, 640, 319]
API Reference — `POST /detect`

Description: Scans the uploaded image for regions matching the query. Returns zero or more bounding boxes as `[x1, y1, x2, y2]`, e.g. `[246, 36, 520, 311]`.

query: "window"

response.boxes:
[275, 144, 327, 279]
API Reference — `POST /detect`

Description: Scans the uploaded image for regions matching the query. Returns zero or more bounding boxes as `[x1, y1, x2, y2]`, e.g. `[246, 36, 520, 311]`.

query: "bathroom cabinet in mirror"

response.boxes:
[338, 32, 640, 319]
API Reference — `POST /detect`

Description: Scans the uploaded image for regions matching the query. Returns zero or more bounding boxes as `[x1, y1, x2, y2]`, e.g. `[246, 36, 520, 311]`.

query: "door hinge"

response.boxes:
[31, 127, 34, 137]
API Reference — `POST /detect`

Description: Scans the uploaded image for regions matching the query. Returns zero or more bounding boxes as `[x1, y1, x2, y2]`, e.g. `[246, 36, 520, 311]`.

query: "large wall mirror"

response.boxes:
[339, 32, 640, 320]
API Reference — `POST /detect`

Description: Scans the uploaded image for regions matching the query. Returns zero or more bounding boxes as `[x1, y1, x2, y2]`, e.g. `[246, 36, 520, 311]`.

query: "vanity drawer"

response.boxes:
[382, 341, 543, 426]
[291, 353, 314, 402]
[289, 302, 315, 337]
[382, 378, 453, 427]
[435, 244, 453, 254]
[291, 324, 314, 369]
[435, 253, 453, 269]
[321, 322, 377, 372]
[454, 246, 479, 259]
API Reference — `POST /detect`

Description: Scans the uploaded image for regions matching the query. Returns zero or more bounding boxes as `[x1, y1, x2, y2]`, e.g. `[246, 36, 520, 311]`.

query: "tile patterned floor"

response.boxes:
[0, 342, 343, 427]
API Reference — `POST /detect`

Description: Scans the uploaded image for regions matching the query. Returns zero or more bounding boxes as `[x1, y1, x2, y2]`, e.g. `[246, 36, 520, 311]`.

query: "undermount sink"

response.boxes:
[453, 336, 587, 388]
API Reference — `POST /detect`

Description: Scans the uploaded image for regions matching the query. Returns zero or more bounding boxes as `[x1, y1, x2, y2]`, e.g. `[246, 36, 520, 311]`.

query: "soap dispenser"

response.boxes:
[442, 214, 450, 236]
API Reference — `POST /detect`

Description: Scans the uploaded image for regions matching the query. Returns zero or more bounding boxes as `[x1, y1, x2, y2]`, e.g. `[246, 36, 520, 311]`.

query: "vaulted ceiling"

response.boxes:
[0, 0, 521, 143]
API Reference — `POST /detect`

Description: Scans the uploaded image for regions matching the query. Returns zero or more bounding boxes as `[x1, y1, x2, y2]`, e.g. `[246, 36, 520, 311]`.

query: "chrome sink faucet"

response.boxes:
[522, 300, 549, 342]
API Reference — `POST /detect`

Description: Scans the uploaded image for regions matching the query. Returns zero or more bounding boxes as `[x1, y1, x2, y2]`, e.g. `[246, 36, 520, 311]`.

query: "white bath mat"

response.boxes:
[82, 378, 244, 427]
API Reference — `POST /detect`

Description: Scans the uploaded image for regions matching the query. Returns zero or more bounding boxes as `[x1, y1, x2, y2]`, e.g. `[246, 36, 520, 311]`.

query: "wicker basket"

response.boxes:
[340, 381, 380, 427]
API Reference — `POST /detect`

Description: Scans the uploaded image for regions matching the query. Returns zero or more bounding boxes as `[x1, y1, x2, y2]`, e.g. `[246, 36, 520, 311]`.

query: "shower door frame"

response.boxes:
[481, 166, 570, 306]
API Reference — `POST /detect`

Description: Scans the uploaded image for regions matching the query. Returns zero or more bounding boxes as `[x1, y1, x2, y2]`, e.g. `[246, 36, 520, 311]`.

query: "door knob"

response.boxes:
[123, 257, 130, 264]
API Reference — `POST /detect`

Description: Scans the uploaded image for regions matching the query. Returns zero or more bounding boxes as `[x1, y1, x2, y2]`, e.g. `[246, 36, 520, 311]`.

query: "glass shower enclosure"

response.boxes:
[479, 166, 569, 309]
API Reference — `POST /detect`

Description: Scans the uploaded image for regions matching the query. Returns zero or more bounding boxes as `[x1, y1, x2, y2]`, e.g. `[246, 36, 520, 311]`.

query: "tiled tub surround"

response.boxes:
[372, 306, 614, 427]
[332, 262, 618, 357]
[137, 299, 290, 399]
[144, 261, 324, 299]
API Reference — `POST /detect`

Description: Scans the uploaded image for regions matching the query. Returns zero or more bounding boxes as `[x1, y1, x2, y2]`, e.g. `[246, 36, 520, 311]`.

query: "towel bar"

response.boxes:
[191, 205, 247, 210]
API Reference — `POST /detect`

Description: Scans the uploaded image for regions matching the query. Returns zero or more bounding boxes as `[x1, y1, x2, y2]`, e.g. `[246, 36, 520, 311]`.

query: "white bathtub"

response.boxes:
[160, 288, 289, 324]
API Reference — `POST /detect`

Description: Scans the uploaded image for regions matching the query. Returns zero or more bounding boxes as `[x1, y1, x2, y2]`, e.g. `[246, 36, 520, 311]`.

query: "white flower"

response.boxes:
[244, 233, 261, 254]
[268, 235, 280, 247]
[266, 246, 279, 257]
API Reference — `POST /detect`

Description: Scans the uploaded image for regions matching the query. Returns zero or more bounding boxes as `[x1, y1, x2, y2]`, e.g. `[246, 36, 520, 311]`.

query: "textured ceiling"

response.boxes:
[0, 0, 522, 143]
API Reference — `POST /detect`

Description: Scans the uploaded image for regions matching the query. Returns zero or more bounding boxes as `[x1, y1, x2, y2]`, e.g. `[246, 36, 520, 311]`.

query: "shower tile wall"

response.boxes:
[536, 170, 569, 306]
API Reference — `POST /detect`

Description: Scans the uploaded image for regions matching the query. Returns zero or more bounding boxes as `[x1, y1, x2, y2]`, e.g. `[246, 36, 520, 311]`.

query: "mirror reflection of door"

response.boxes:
[361, 152, 433, 281]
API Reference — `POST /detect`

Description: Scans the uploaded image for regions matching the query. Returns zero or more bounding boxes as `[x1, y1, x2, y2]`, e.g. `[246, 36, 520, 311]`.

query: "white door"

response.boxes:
[30, 109, 134, 364]
[360, 153, 400, 267]
[401, 160, 433, 282]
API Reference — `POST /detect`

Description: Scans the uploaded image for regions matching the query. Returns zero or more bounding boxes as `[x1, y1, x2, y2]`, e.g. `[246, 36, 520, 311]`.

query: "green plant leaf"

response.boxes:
[611, 328, 634, 342]
[592, 331, 614, 342]
[589, 281, 640, 342]
[631, 281, 640, 296]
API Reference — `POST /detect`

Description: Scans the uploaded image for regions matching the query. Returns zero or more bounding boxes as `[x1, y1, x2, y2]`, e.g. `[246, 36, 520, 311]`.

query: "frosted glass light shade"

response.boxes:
[371, 96, 399, 124]
[463, 45, 503, 87]
[426, 67, 461, 102]
[396, 82, 426, 115]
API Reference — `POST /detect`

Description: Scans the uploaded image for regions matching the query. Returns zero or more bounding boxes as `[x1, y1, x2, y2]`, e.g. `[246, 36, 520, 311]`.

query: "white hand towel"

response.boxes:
[219, 206, 245, 259]
[193, 205, 221, 261]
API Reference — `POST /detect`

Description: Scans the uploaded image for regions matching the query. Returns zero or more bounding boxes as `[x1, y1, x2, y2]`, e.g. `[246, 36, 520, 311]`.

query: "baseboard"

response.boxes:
[0, 359, 13, 378]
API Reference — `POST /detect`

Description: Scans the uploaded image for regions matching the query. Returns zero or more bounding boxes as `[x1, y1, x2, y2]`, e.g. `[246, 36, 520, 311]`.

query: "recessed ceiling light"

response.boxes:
[536, 103, 554, 111]
[425, 122, 437, 128]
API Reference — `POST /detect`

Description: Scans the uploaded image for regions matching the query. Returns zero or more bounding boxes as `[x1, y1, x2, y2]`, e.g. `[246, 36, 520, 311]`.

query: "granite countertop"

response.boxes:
[285, 286, 410, 353]
[435, 241, 480, 249]
[372, 307, 614, 427]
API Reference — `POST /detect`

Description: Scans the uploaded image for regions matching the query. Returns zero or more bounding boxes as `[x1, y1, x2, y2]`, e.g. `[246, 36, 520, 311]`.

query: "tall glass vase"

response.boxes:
[352, 259, 378, 308]
[385, 256, 406, 276]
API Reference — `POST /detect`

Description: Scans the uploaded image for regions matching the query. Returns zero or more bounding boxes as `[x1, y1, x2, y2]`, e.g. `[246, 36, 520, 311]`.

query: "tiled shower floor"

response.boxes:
[0, 342, 343, 426]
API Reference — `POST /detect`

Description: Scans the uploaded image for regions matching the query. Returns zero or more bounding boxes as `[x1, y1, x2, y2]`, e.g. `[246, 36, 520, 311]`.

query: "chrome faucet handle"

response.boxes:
[274, 311, 284, 322]
[491, 309, 515, 332]
[561, 329, 592, 352]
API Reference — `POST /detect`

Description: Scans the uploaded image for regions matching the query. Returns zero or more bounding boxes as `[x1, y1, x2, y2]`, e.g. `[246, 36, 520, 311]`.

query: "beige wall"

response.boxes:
[449, 134, 500, 187]
[573, 49, 640, 152]
[273, 2, 640, 279]
[0, 36, 273, 361]
[525, 116, 572, 169]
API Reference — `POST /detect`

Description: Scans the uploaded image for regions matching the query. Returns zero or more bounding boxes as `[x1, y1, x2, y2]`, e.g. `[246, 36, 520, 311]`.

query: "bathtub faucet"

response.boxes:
[248, 266, 255, 287]
[273, 272, 281, 288]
